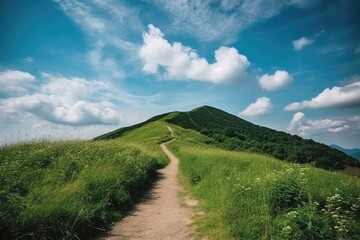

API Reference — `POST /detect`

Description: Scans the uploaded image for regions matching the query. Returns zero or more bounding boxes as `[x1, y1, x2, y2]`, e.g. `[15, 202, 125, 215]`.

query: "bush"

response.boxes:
[188, 168, 201, 185]
[270, 178, 306, 215]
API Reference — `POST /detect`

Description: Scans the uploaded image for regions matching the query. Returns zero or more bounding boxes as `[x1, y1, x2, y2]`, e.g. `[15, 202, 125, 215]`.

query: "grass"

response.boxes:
[2, 119, 360, 239]
[168, 137, 360, 239]
[0, 140, 161, 239]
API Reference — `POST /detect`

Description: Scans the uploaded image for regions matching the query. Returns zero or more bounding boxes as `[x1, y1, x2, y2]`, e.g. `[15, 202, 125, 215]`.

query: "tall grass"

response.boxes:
[169, 140, 360, 239]
[0, 140, 160, 239]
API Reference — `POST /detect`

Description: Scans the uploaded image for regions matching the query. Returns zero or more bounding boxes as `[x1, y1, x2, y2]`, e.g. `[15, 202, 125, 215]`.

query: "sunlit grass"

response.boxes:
[0, 140, 160, 239]
[169, 138, 360, 239]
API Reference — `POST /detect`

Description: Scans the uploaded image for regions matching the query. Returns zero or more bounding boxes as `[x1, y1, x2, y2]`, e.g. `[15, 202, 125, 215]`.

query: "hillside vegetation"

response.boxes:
[96, 118, 360, 239]
[0, 140, 165, 239]
[166, 106, 359, 170]
[2, 105, 359, 239]
[171, 141, 360, 239]
[167, 125, 360, 239]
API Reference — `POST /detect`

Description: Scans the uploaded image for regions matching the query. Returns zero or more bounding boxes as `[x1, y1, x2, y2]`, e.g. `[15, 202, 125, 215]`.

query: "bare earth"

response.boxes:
[102, 137, 195, 239]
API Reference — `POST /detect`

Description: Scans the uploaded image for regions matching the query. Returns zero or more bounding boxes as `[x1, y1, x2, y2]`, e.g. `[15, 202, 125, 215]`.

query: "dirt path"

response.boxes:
[101, 128, 195, 240]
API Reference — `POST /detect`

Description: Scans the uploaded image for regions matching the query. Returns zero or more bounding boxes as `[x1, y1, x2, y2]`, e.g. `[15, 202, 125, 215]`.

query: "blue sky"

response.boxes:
[1, 0, 360, 148]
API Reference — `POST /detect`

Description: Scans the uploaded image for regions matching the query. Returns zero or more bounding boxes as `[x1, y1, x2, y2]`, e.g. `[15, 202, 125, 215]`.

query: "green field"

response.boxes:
[166, 125, 360, 239]
[0, 139, 166, 239]
[1, 111, 360, 239]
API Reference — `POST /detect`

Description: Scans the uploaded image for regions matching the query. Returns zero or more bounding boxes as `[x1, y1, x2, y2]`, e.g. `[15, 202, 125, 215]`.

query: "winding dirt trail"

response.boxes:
[102, 127, 195, 240]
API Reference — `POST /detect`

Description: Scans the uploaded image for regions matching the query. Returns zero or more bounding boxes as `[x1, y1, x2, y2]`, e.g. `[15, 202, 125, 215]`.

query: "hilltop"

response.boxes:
[96, 105, 359, 170]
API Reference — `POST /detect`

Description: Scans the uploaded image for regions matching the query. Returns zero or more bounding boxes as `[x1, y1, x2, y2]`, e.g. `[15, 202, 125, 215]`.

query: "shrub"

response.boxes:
[269, 178, 306, 215]
[188, 168, 201, 185]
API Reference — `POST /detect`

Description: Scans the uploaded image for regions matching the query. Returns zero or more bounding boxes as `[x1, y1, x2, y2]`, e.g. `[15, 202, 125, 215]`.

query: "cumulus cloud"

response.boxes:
[258, 70, 292, 91]
[0, 70, 35, 96]
[284, 81, 360, 111]
[0, 72, 121, 126]
[287, 112, 356, 136]
[288, 112, 305, 131]
[239, 97, 273, 117]
[292, 37, 314, 51]
[327, 125, 350, 133]
[139, 24, 250, 84]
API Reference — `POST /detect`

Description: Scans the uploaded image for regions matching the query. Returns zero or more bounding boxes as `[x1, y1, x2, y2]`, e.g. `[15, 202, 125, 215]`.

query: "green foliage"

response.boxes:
[168, 138, 360, 240]
[270, 178, 306, 215]
[166, 106, 359, 170]
[0, 140, 159, 239]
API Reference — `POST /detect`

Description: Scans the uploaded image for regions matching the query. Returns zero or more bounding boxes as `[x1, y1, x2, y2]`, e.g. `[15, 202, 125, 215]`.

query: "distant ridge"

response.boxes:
[330, 144, 360, 160]
[95, 106, 359, 170]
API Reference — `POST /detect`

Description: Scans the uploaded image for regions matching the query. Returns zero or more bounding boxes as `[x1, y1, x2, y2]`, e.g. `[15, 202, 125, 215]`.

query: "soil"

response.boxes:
[101, 131, 196, 239]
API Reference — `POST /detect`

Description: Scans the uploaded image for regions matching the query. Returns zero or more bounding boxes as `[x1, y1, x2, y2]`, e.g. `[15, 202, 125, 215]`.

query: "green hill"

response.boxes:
[97, 114, 360, 239]
[96, 105, 359, 170]
[2, 106, 360, 240]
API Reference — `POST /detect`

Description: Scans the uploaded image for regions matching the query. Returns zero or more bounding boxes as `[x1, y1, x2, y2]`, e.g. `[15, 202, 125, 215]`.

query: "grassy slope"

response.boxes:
[167, 127, 360, 240]
[166, 106, 359, 170]
[3, 115, 360, 240]
[0, 126, 171, 239]
[94, 117, 360, 239]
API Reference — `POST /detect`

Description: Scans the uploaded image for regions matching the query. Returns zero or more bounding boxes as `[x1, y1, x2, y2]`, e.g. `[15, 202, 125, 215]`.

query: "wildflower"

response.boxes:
[283, 226, 292, 232]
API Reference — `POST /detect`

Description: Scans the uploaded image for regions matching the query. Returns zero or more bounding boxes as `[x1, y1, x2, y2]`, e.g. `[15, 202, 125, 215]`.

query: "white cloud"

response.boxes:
[258, 70, 292, 91]
[149, 0, 315, 43]
[54, 0, 141, 79]
[288, 112, 305, 131]
[292, 37, 314, 51]
[303, 119, 346, 130]
[87, 46, 124, 79]
[0, 70, 35, 96]
[284, 81, 360, 111]
[239, 97, 273, 117]
[349, 116, 360, 122]
[139, 24, 250, 84]
[327, 125, 350, 133]
[287, 112, 355, 136]
[0, 72, 122, 126]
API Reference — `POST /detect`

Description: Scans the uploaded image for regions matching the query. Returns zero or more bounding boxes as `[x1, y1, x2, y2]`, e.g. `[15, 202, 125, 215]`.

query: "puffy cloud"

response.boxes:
[287, 112, 355, 136]
[239, 97, 273, 117]
[302, 119, 346, 130]
[292, 37, 314, 51]
[284, 81, 360, 111]
[139, 24, 250, 84]
[258, 70, 292, 91]
[288, 112, 305, 131]
[0, 72, 121, 126]
[327, 125, 350, 133]
[0, 70, 35, 96]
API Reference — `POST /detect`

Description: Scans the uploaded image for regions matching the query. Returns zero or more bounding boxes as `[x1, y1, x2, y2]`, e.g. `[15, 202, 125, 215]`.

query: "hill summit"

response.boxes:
[95, 106, 359, 170]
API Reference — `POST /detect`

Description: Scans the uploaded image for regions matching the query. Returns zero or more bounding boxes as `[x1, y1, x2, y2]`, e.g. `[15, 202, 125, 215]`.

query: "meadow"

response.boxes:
[0, 139, 165, 239]
[168, 133, 360, 240]
[1, 118, 360, 240]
